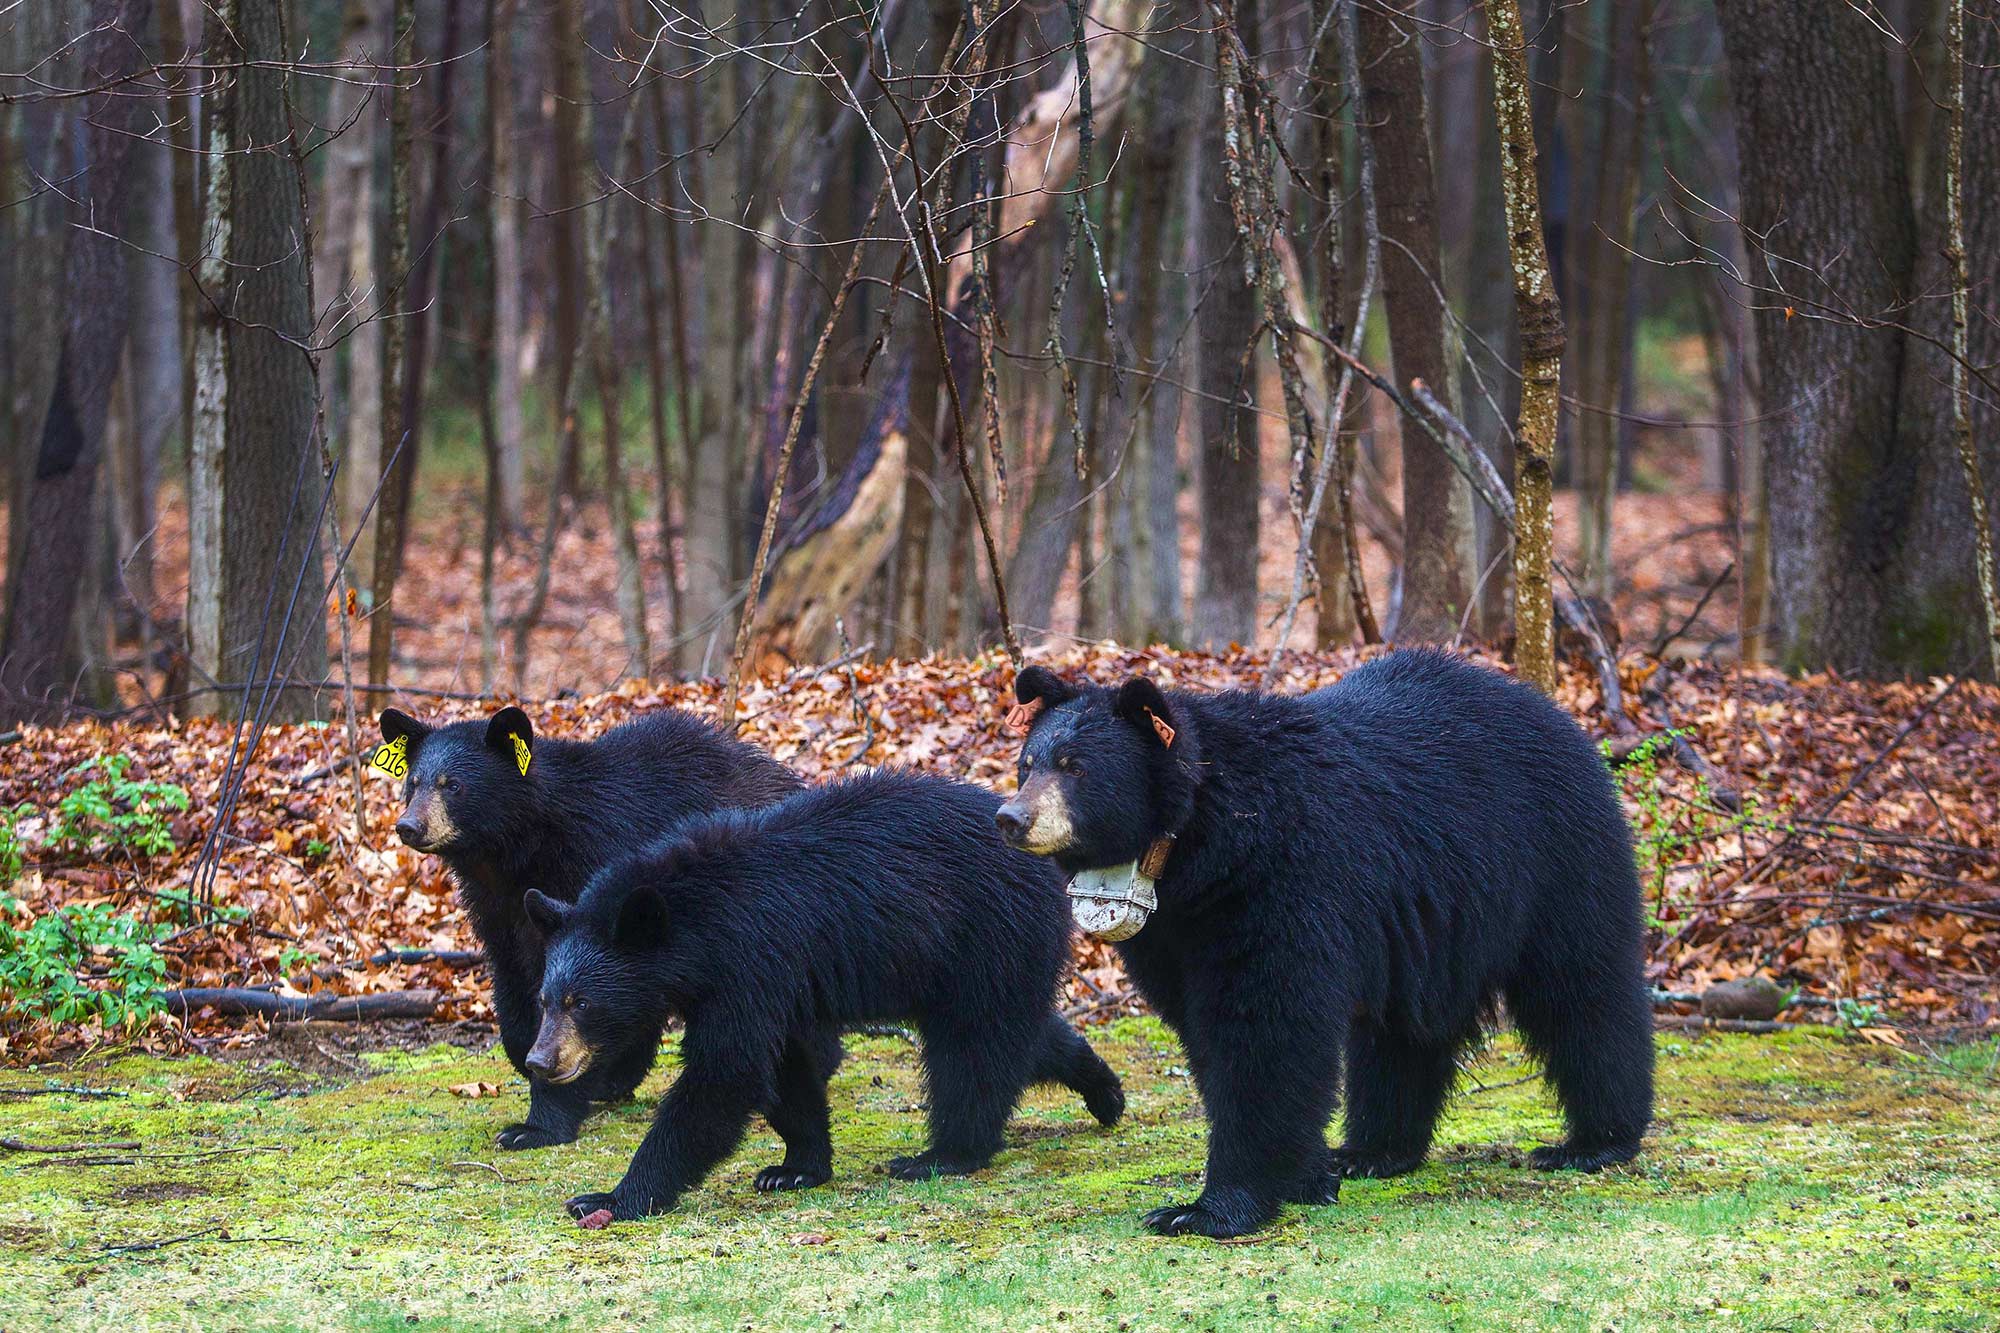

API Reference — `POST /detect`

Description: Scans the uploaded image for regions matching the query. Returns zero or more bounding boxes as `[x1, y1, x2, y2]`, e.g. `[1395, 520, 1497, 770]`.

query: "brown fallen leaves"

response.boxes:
[0, 641, 1994, 1060]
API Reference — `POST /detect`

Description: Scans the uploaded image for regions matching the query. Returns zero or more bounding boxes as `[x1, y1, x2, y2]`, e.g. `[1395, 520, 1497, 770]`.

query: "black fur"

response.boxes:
[999, 650, 1654, 1238]
[532, 769, 1125, 1224]
[377, 706, 801, 1149]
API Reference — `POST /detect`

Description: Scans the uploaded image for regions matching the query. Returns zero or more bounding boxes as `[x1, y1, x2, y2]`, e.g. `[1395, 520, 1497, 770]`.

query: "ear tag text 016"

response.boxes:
[510, 733, 532, 776]
[369, 734, 410, 780]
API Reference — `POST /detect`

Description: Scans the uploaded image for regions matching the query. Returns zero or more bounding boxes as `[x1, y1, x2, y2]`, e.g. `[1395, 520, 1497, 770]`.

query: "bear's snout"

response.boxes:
[393, 816, 427, 848]
[994, 803, 1029, 846]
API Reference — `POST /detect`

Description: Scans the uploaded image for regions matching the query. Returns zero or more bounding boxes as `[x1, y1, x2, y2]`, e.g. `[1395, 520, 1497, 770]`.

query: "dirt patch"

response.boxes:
[211, 1019, 498, 1083]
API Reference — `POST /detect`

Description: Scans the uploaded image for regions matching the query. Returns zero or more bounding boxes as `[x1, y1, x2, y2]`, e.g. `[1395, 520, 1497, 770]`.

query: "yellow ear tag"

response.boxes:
[369, 734, 410, 780]
[510, 733, 532, 776]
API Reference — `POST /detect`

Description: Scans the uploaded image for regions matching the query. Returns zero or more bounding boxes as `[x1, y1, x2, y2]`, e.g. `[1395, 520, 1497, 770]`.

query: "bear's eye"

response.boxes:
[1056, 755, 1082, 776]
[436, 773, 455, 791]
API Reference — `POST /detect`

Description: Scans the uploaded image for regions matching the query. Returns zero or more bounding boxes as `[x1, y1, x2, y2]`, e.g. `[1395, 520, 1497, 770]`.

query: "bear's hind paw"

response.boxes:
[1528, 1139, 1640, 1173]
[885, 1150, 987, 1181]
[1331, 1146, 1427, 1179]
[1286, 1169, 1343, 1206]
[754, 1164, 831, 1193]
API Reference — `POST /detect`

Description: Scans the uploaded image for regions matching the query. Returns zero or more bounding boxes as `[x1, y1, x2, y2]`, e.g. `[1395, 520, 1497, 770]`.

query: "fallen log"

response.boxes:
[368, 949, 485, 968]
[160, 988, 440, 1022]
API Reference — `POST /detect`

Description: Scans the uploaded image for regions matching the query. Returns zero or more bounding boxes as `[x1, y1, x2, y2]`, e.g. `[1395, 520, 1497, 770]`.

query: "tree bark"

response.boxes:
[1939, 0, 2000, 679]
[364, 0, 415, 689]
[1361, 0, 1474, 642]
[187, 0, 329, 720]
[1191, 7, 1261, 651]
[1715, 0, 1933, 676]
[1572, 0, 1653, 600]
[1485, 0, 1562, 693]
[0, 0, 149, 725]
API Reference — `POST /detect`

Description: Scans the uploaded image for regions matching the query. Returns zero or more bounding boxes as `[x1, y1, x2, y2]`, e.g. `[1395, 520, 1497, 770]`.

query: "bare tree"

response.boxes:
[1362, 0, 1475, 641]
[186, 0, 329, 720]
[0, 0, 149, 725]
[1486, 0, 1562, 692]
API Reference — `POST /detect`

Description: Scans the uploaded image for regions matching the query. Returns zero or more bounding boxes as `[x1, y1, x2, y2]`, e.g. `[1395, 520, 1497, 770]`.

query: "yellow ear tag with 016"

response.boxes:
[369, 734, 409, 780]
[510, 733, 532, 776]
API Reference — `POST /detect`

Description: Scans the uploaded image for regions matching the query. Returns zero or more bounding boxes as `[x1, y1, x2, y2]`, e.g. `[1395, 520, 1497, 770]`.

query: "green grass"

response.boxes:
[2, 1021, 1995, 1331]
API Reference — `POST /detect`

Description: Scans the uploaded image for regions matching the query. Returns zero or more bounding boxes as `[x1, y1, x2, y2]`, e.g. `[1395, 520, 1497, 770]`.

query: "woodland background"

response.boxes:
[0, 0, 1996, 1053]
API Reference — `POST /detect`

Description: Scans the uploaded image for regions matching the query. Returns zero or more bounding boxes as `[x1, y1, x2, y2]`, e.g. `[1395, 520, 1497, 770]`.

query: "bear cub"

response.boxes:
[527, 769, 1125, 1224]
[376, 704, 800, 1150]
[997, 649, 1654, 1238]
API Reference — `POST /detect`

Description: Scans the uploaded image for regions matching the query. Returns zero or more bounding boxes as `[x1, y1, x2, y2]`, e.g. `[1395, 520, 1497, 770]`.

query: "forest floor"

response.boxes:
[1, 1022, 1996, 1331]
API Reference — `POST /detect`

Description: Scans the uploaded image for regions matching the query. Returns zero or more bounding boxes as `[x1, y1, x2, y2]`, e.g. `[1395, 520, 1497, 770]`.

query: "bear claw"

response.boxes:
[1331, 1147, 1427, 1180]
[498, 1122, 576, 1151]
[1287, 1169, 1343, 1206]
[565, 1192, 621, 1225]
[754, 1165, 831, 1193]
[1141, 1202, 1253, 1239]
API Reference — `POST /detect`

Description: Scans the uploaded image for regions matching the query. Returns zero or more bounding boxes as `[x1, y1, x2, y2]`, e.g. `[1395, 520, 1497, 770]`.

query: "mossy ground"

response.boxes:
[1, 1020, 1995, 1331]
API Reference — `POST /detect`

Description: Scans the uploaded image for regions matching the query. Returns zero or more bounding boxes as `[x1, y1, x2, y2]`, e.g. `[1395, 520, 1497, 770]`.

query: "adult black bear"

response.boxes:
[523, 769, 1125, 1225]
[996, 650, 1653, 1239]
[375, 705, 801, 1150]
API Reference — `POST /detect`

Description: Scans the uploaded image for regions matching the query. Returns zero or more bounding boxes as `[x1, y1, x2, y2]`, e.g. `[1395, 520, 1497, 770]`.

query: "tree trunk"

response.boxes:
[1715, 0, 1928, 676]
[1572, 0, 1653, 600]
[364, 0, 414, 689]
[1191, 12, 1261, 651]
[1486, 0, 1562, 693]
[1361, 0, 1475, 642]
[315, 0, 381, 587]
[490, 0, 525, 522]
[187, 0, 329, 720]
[0, 0, 148, 725]
[1888, 4, 2000, 680]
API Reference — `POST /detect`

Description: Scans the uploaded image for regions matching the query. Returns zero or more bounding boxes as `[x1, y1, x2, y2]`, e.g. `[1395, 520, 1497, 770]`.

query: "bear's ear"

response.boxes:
[522, 888, 571, 937]
[613, 884, 668, 949]
[1014, 666, 1079, 709]
[486, 706, 534, 776]
[1114, 677, 1179, 749]
[379, 708, 431, 747]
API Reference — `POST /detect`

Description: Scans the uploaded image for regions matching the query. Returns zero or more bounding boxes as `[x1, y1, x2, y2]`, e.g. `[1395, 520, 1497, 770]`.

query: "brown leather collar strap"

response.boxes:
[1138, 835, 1175, 880]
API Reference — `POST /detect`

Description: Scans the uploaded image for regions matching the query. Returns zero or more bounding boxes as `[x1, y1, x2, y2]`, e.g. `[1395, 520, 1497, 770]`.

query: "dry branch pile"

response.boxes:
[0, 642, 1993, 1058]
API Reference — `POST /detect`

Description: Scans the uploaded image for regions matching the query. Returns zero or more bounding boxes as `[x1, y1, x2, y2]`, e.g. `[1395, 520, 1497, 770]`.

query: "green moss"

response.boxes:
[2, 1020, 1995, 1331]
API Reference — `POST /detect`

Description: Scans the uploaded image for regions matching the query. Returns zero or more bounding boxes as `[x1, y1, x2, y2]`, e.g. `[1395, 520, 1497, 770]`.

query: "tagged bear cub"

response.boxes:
[527, 769, 1125, 1225]
[375, 705, 800, 1150]
[997, 650, 1655, 1239]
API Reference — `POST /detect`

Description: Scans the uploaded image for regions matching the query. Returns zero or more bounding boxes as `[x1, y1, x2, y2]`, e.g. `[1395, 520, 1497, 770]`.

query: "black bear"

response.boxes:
[522, 769, 1125, 1225]
[996, 649, 1654, 1238]
[375, 704, 801, 1149]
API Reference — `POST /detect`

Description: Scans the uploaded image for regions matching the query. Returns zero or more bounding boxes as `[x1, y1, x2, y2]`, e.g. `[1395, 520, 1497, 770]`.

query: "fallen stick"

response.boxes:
[159, 988, 440, 1022]
[368, 948, 485, 968]
[1654, 1015, 1813, 1035]
[2, 1139, 140, 1154]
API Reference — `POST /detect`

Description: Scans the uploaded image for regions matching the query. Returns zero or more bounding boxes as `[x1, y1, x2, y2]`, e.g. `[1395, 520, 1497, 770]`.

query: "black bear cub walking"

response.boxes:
[376, 705, 800, 1150]
[997, 650, 1654, 1239]
[526, 769, 1125, 1225]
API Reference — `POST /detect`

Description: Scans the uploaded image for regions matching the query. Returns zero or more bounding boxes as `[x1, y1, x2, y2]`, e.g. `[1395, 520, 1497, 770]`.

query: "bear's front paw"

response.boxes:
[1141, 1201, 1257, 1239]
[565, 1191, 622, 1228]
[885, 1150, 987, 1181]
[497, 1121, 577, 1151]
[754, 1164, 832, 1193]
